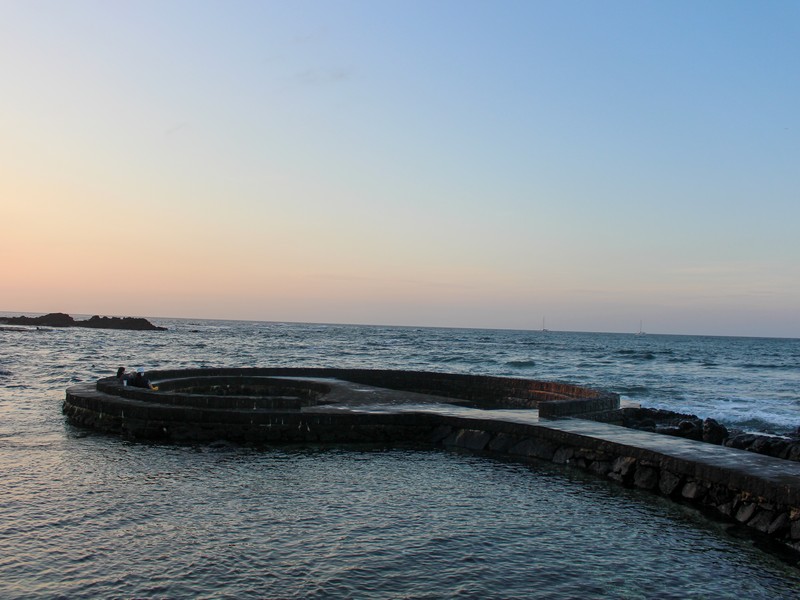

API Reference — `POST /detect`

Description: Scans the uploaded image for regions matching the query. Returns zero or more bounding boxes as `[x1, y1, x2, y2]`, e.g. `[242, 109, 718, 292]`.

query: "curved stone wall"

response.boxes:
[93, 367, 618, 414]
[67, 368, 618, 445]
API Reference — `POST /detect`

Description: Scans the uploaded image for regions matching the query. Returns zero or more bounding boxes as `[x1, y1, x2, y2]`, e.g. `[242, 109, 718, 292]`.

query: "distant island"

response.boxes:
[0, 312, 166, 331]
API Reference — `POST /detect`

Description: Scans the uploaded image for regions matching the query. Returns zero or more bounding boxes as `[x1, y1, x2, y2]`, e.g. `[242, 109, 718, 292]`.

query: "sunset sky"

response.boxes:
[2, 1, 798, 337]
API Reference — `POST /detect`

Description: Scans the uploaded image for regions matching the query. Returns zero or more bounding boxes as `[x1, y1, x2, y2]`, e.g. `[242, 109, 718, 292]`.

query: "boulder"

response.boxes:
[702, 418, 728, 444]
[725, 432, 800, 462]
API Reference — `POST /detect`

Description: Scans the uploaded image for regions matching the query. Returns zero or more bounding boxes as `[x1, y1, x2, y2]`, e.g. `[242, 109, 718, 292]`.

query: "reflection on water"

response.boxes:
[3, 440, 800, 599]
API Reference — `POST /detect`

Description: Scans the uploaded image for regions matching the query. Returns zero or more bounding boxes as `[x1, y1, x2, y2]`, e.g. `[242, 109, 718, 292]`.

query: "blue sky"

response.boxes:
[1, 1, 798, 336]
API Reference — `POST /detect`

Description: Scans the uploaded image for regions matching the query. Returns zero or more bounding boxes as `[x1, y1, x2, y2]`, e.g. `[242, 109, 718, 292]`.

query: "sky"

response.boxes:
[1, 1, 798, 337]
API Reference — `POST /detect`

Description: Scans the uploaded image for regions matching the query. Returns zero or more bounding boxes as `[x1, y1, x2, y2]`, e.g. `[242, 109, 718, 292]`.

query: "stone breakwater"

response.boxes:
[63, 368, 800, 561]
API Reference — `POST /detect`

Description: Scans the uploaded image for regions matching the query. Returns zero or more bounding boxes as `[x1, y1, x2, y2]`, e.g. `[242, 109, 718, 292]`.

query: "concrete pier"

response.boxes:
[64, 368, 800, 559]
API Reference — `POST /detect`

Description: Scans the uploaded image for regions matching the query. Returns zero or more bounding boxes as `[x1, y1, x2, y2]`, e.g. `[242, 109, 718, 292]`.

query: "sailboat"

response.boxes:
[541, 317, 549, 333]
[635, 320, 646, 336]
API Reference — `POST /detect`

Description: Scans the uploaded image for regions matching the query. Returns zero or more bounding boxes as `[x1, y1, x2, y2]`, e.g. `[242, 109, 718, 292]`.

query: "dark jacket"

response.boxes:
[132, 372, 151, 389]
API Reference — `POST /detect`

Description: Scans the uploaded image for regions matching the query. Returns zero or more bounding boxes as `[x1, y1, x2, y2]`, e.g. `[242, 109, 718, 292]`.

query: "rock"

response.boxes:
[659, 470, 682, 496]
[452, 429, 491, 451]
[705, 483, 733, 506]
[768, 512, 790, 535]
[0, 312, 165, 331]
[717, 502, 734, 517]
[552, 446, 574, 464]
[702, 418, 728, 444]
[791, 520, 800, 541]
[735, 502, 757, 523]
[621, 408, 712, 442]
[430, 425, 452, 444]
[682, 481, 705, 500]
[724, 433, 759, 450]
[660, 426, 682, 437]
[750, 436, 772, 454]
[636, 418, 657, 432]
[748, 510, 776, 533]
[634, 464, 658, 490]
[724, 432, 800, 462]
[487, 432, 515, 453]
[612, 456, 637, 476]
[608, 456, 636, 483]
[589, 460, 611, 476]
[0, 312, 75, 327]
[766, 438, 789, 457]
[508, 438, 558, 461]
[782, 443, 800, 462]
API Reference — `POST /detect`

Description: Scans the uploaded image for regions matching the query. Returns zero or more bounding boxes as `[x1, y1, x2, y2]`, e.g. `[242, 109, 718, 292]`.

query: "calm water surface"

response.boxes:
[1, 317, 799, 598]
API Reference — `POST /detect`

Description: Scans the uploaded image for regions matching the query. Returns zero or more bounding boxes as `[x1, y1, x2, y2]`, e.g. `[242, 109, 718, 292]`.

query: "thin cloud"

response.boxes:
[294, 67, 350, 85]
[291, 27, 328, 45]
[316, 273, 476, 290]
[164, 122, 189, 136]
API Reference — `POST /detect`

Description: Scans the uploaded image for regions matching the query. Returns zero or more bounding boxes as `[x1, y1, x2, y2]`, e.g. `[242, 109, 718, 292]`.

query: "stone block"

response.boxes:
[454, 429, 492, 451]
[634, 465, 658, 490]
[748, 510, 776, 533]
[705, 483, 733, 506]
[552, 447, 574, 464]
[430, 425, 452, 444]
[487, 432, 515, 453]
[791, 519, 800, 541]
[589, 460, 611, 476]
[768, 512, 789, 535]
[702, 418, 728, 444]
[441, 430, 461, 447]
[658, 470, 682, 496]
[735, 502, 757, 523]
[717, 502, 734, 517]
[681, 481, 705, 500]
[611, 456, 637, 482]
[508, 438, 558, 460]
[782, 443, 800, 462]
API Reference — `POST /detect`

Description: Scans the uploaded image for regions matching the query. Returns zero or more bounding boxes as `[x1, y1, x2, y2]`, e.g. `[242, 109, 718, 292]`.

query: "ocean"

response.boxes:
[1, 316, 799, 597]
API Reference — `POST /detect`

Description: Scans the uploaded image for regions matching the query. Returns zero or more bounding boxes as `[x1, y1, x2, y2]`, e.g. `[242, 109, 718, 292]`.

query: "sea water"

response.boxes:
[1, 317, 799, 598]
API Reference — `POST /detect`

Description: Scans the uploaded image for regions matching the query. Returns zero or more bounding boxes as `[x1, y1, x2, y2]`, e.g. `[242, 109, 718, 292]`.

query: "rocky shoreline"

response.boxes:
[0, 312, 166, 331]
[618, 406, 800, 463]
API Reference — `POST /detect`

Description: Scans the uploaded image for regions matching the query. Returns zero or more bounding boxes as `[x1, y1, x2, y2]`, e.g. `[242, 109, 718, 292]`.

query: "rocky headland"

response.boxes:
[0, 312, 166, 331]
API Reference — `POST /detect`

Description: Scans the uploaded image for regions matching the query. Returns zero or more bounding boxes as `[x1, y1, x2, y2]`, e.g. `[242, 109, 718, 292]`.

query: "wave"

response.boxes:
[738, 363, 797, 371]
[616, 385, 651, 396]
[506, 359, 536, 368]
[428, 354, 497, 366]
[666, 356, 693, 364]
[727, 414, 799, 436]
[615, 350, 656, 361]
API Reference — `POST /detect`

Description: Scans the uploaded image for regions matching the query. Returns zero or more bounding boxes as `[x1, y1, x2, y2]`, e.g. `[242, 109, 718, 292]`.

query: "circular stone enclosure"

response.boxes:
[65, 367, 620, 443]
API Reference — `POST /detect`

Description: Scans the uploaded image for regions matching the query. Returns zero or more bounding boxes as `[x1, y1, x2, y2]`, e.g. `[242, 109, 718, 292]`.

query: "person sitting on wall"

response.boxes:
[116, 366, 134, 385]
[131, 367, 153, 389]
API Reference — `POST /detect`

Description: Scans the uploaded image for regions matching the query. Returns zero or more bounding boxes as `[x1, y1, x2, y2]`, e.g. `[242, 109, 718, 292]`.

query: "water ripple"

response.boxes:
[1, 321, 800, 597]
